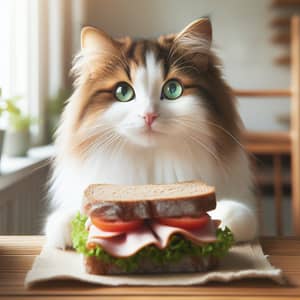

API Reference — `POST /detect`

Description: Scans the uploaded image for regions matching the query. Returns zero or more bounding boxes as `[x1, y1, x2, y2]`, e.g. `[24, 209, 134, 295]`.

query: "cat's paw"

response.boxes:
[44, 210, 76, 249]
[209, 200, 258, 242]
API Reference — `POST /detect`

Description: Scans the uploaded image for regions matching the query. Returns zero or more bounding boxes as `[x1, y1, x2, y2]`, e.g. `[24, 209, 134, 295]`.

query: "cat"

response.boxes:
[45, 18, 258, 249]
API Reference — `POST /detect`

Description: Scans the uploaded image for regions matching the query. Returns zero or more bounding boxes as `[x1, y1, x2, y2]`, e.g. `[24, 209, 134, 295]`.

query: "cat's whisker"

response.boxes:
[187, 135, 229, 178]
[84, 128, 113, 140]
[78, 131, 119, 157]
[171, 119, 230, 177]
[79, 125, 119, 143]
[83, 127, 111, 138]
[99, 134, 122, 150]
[172, 119, 219, 140]
[110, 135, 127, 160]
[173, 120, 219, 157]
[187, 117, 257, 161]
[187, 134, 219, 163]
[177, 116, 258, 165]
[74, 129, 111, 152]
[181, 134, 229, 179]
[197, 121, 258, 164]
[176, 116, 245, 149]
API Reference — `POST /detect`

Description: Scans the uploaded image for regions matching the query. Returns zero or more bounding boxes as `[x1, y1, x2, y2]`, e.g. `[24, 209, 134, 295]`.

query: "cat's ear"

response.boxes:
[176, 18, 212, 47]
[81, 26, 118, 52]
[172, 18, 212, 69]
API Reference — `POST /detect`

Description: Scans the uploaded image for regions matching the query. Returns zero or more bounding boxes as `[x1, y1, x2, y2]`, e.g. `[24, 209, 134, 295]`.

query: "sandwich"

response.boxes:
[71, 181, 234, 275]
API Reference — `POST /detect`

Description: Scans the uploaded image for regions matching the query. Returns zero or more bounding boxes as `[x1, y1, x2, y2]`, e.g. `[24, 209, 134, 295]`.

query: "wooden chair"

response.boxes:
[234, 16, 300, 236]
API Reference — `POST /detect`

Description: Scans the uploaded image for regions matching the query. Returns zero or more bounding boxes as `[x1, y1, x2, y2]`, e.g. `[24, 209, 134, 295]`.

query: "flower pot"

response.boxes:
[0, 129, 5, 163]
[4, 128, 30, 157]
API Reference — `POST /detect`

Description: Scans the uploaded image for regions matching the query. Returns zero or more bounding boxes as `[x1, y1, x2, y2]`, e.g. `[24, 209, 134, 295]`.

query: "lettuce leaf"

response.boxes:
[71, 212, 234, 272]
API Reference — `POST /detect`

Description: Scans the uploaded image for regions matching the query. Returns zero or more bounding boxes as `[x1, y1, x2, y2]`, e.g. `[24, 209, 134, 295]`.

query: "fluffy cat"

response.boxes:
[45, 18, 258, 249]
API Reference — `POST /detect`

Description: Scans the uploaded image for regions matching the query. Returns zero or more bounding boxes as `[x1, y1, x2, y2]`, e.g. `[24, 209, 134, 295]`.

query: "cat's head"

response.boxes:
[60, 18, 241, 162]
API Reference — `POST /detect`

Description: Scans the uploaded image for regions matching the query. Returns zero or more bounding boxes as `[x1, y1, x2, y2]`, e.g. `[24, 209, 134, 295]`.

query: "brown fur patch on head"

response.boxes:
[59, 18, 241, 160]
[158, 19, 241, 158]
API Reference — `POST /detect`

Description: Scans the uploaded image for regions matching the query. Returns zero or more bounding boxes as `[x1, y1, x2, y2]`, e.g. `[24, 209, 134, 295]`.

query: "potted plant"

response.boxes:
[3, 95, 33, 157]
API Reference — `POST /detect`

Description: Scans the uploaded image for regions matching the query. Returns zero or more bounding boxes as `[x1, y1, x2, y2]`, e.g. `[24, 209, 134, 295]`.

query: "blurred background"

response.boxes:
[0, 0, 298, 236]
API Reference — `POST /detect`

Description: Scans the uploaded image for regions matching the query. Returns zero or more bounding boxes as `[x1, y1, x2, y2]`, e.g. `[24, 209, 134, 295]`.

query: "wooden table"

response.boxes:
[0, 236, 299, 300]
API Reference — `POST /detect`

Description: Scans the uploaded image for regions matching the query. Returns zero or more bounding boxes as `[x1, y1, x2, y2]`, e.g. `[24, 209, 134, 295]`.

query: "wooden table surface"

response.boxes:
[0, 236, 299, 300]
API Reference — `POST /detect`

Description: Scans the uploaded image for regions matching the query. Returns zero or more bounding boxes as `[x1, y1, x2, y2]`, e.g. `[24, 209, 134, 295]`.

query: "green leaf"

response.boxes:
[8, 114, 32, 131]
[6, 100, 21, 115]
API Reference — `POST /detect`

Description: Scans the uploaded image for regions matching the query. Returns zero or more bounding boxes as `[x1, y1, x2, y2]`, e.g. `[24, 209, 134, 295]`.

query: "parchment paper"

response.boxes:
[25, 241, 283, 287]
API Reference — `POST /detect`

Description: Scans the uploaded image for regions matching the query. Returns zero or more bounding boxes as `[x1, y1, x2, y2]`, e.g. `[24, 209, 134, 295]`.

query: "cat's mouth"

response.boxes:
[117, 123, 166, 147]
[144, 125, 156, 133]
[124, 123, 161, 135]
[142, 124, 165, 136]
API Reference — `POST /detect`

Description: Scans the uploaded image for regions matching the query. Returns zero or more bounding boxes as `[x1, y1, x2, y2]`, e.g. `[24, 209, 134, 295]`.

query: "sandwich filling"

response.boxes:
[72, 213, 234, 272]
[86, 217, 218, 257]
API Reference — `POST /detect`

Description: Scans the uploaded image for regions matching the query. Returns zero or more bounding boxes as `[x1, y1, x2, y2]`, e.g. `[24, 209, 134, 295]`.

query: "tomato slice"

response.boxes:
[157, 213, 210, 230]
[91, 216, 143, 232]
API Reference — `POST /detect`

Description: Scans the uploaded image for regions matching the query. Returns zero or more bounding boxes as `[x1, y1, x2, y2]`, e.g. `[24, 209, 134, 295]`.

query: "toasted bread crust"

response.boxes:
[83, 181, 216, 220]
[84, 254, 219, 275]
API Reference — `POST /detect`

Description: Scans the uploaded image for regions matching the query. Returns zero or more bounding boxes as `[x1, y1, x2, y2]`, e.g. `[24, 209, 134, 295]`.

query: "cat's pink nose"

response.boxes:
[143, 112, 158, 127]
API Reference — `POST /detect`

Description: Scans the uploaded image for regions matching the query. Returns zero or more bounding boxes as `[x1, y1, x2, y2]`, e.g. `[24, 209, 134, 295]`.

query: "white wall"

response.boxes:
[81, 0, 290, 132]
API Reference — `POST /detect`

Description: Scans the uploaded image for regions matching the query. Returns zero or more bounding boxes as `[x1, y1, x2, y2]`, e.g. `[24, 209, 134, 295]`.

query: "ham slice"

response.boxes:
[151, 219, 217, 248]
[87, 225, 158, 257]
[87, 218, 218, 258]
[88, 224, 124, 239]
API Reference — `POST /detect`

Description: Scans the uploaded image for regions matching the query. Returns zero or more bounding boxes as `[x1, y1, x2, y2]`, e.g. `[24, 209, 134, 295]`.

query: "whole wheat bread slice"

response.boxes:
[83, 181, 216, 220]
[84, 253, 218, 275]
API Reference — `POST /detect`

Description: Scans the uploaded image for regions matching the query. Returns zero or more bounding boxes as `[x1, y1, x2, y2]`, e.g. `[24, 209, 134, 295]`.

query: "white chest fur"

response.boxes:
[50, 142, 252, 211]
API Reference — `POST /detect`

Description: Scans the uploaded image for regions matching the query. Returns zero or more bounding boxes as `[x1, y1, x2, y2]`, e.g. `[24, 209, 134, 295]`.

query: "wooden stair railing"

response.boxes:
[231, 16, 300, 236]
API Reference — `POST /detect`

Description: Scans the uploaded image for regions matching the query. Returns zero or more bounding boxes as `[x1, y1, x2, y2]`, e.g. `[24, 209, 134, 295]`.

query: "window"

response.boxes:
[0, 0, 83, 145]
[0, 0, 49, 145]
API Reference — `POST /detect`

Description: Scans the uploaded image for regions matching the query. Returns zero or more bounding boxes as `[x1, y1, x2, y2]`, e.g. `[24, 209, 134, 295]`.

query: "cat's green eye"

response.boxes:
[162, 79, 183, 100]
[114, 82, 135, 102]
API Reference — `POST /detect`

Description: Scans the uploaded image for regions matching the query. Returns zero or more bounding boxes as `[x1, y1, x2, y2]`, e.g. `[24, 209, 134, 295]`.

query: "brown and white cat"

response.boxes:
[45, 18, 258, 249]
